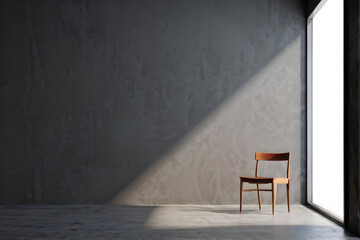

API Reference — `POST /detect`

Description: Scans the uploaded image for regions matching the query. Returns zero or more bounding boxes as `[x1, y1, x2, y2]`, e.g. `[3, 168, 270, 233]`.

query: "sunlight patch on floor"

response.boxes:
[145, 204, 336, 229]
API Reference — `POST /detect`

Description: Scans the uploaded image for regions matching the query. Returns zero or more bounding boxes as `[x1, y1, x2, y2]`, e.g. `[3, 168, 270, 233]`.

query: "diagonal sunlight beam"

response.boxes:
[112, 36, 303, 205]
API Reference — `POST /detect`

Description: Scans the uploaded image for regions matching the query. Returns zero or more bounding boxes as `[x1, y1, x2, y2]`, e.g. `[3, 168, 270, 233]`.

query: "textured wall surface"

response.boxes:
[0, 0, 306, 204]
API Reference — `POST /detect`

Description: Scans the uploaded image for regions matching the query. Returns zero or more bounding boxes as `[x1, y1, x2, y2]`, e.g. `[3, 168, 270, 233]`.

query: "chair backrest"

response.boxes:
[255, 152, 290, 179]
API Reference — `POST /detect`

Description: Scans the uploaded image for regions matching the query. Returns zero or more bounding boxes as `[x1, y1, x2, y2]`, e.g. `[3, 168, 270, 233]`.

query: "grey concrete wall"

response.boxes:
[0, 0, 306, 204]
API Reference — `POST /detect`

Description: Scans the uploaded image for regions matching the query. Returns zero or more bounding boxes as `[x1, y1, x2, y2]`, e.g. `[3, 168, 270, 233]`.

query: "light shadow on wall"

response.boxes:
[0, 0, 306, 205]
[113, 35, 304, 205]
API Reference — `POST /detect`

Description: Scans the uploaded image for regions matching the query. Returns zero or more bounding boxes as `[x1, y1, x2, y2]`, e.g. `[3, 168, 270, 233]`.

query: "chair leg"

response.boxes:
[256, 183, 261, 210]
[240, 180, 243, 212]
[272, 182, 277, 215]
[287, 182, 290, 212]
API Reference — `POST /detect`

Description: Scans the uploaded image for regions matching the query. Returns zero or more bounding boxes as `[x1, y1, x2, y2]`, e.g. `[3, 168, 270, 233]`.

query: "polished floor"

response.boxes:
[0, 205, 358, 239]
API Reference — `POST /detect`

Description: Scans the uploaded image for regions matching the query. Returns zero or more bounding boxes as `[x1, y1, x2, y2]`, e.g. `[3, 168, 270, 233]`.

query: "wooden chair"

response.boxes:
[239, 152, 290, 215]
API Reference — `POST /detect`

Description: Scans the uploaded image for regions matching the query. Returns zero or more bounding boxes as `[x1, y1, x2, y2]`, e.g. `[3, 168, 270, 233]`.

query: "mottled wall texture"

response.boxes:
[0, 0, 306, 204]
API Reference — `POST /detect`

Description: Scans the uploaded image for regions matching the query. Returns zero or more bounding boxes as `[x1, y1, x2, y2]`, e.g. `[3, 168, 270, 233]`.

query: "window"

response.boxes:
[307, 0, 344, 221]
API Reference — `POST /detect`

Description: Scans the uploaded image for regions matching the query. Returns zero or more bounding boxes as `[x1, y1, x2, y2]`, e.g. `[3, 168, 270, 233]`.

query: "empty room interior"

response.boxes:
[1, 0, 360, 239]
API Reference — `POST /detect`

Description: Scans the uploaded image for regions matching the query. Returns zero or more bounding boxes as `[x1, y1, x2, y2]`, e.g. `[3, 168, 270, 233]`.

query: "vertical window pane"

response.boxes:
[312, 0, 343, 220]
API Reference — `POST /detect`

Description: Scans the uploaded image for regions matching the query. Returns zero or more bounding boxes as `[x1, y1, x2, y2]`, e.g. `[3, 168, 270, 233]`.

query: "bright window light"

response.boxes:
[312, 0, 343, 220]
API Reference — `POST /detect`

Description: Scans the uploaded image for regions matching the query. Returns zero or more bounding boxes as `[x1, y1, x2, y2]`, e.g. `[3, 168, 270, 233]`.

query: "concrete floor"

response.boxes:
[0, 205, 358, 239]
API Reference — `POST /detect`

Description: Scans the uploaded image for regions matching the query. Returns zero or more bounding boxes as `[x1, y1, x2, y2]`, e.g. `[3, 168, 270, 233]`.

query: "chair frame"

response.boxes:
[239, 152, 290, 215]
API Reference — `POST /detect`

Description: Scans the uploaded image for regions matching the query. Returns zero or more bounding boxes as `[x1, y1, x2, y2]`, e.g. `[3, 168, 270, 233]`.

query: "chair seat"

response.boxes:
[240, 176, 289, 184]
